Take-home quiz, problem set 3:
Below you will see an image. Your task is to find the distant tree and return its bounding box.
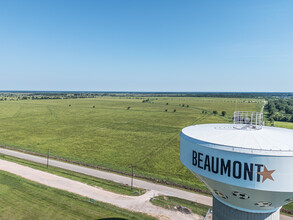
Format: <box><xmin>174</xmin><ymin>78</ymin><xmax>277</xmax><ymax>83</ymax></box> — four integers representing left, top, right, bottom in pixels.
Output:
<box><xmin>213</xmin><ymin>110</ymin><xmax>218</xmax><ymax>115</ymax></box>
<box><xmin>269</xmin><ymin>117</ymin><xmax>275</xmax><ymax>126</ymax></box>
<box><xmin>173</xmin><ymin>109</ymin><xmax>176</xmax><ymax>112</ymax></box>
<box><xmin>166</xmin><ymin>103</ymin><xmax>168</xmax><ymax>105</ymax></box>
<box><xmin>165</xmin><ymin>109</ymin><xmax>168</xmax><ymax>112</ymax></box>
<box><xmin>127</xmin><ymin>106</ymin><xmax>131</xmax><ymax>110</ymax></box>
<box><xmin>186</xmin><ymin>105</ymin><xmax>189</xmax><ymax>107</ymax></box>
<box><xmin>221</xmin><ymin>111</ymin><xmax>227</xmax><ymax>116</ymax></box>
<box><xmin>93</xmin><ymin>106</ymin><xmax>95</xmax><ymax>108</ymax></box>
<box><xmin>69</xmin><ymin>104</ymin><xmax>71</xmax><ymax>107</ymax></box>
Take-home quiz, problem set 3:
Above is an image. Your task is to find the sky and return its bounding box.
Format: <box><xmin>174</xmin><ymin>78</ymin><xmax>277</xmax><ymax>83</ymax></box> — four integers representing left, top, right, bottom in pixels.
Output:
<box><xmin>0</xmin><ymin>0</ymin><xmax>293</xmax><ymax>92</ymax></box>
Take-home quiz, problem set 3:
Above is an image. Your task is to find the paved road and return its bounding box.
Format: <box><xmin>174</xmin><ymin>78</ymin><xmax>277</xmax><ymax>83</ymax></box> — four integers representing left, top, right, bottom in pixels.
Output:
<box><xmin>0</xmin><ymin>147</ymin><xmax>291</xmax><ymax>220</ymax></box>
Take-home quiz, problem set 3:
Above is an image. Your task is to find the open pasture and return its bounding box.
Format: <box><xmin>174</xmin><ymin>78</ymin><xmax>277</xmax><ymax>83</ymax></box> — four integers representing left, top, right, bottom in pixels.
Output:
<box><xmin>0</xmin><ymin>96</ymin><xmax>262</xmax><ymax>188</ymax></box>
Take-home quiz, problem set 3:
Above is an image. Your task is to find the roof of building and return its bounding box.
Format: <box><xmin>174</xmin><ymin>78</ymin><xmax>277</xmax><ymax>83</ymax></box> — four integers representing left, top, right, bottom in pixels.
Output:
<box><xmin>181</xmin><ymin>124</ymin><xmax>293</xmax><ymax>156</ymax></box>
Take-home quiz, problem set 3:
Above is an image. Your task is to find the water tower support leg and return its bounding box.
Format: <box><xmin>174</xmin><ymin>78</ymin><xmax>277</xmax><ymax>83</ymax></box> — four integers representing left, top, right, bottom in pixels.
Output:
<box><xmin>212</xmin><ymin>196</ymin><xmax>280</xmax><ymax>220</ymax></box>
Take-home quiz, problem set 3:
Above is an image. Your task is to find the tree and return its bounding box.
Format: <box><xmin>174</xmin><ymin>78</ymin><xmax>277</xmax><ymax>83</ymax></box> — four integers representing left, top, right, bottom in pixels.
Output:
<box><xmin>221</xmin><ymin>111</ymin><xmax>227</xmax><ymax>116</ymax></box>
<box><xmin>213</xmin><ymin>110</ymin><xmax>218</xmax><ymax>115</ymax></box>
<box><xmin>186</xmin><ymin>105</ymin><xmax>189</xmax><ymax>107</ymax></box>
<box><xmin>166</xmin><ymin>103</ymin><xmax>168</xmax><ymax>105</ymax></box>
<box><xmin>165</xmin><ymin>109</ymin><xmax>168</xmax><ymax>112</ymax></box>
<box><xmin>173</xmin><ymin>109</ymin><xmax>176</xmax><ymax>112</ymax></box>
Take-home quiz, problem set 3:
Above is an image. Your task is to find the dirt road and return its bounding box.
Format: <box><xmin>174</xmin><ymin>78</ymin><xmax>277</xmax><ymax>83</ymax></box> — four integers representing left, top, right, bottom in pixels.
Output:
<box><xmin>0</xmin><ymin>159</ymin><xmax>202</xmax><ymax>220</ymax></box>
<box><xmin>0</xmin><ymin>148</ymin><xmax>212</xmax><ymax>206</ymax></box>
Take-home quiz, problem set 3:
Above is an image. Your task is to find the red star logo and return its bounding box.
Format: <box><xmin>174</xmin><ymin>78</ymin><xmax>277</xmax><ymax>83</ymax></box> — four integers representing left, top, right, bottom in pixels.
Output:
<box><xmin>257</xmin><ymin>166</ymin><xmax>275</xmax><ymax>183</ymax></box>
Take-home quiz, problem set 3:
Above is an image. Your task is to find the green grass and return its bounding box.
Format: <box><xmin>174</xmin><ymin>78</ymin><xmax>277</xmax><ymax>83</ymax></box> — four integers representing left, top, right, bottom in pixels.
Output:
<box><xmin>0</xmin><ymin>97</ymin><xmax>262</xmax><ymax>189</ymax></box>
<box><xmin>150</xmin><ymin>195</ymin><xmax>210</xmax><ymax>216</ymax></box>
<box><xmin>274</xmin><ymin>121</ymin><xmax>293</xmax><ymax>129</ymax></box>
<box><xmin>0</xmin><ymin>154</ymin><xmax>145</xmax><ymax>196</ymax></box>
<box><xmin>283</xmin><ymin>202</ymin><xmax>293</xmax><ymax>215</ymax></box>
<box><xmin>0</xmin><ymin>170</ymin><xmax>154</xmax><ymax>220</ymax></box>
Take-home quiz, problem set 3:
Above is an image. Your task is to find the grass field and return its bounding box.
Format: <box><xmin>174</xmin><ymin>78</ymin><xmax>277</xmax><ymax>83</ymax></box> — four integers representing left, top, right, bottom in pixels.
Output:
<box><xmin>0</xmin><ymin>97</ymin><xmax>263</xmax><ymax>189</ymax></box>
<box><xmin>274</xmin><ymin>121</ymin><xmax>293</xmax><ymax>129</ymax></box>
<box><xmin>0</xmin><ymin>170</ymin><xmax>154</xmax><ymax>220</ymax></box>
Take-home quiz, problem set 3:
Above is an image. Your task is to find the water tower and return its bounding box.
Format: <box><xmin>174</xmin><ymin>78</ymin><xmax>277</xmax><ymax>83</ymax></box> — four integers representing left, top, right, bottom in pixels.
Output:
<box><xmin>180</xmin><ymin>111</ymin><xmax>293</xmax><ymax>220</ymax></box>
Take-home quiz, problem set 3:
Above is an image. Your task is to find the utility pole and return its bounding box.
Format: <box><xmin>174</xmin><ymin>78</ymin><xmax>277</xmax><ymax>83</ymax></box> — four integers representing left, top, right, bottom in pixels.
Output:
<box><xmin>129</xmin><ymin>164</ymin><xmax>136</xmax><ymax>191</ymax></box>
<box><xmin>47</xmin><ymin>148</ymin><xmax>50</xmax><ymax>168</ymax></box>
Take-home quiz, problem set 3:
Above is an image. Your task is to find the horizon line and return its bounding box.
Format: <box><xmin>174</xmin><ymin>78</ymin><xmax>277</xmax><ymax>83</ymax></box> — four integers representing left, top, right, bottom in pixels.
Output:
<box><xmin>0</xmin><ymin>90</ymin><xmax>292</xmax><ymax>94</ymax></box>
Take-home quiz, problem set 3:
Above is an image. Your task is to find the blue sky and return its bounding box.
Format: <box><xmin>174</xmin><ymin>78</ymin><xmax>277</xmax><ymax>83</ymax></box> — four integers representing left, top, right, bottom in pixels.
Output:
<box><xmin>0</xmin><ymin>0</ymin><xmax>293</xmax><ymax>92</ymax></box>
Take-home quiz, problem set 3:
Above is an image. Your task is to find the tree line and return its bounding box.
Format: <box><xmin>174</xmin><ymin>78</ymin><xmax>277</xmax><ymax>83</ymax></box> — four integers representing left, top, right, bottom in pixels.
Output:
<box><xmin>266</xmin><ymin>99</ymin><xmax>293</xmax><ymax>123</ymax></box>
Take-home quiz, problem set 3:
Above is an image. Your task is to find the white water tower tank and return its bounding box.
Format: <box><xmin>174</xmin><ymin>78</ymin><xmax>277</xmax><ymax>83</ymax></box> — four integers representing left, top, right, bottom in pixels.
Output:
<box><xmin>180</xmin><ymin>112</ymin><xmax>293</xmax><ymax>219</ymax></box>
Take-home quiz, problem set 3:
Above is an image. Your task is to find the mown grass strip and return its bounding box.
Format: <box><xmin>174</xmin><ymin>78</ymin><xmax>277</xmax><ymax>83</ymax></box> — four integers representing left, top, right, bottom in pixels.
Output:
<box><xmin>0</xmin><ymin>170</ymin><xmax>155</xmax><ymax>220</ymax></box>
<box><xmin>0</xmin><ymin>154</ymin><xmax>145</xmax><ymax>196</ymax></box>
